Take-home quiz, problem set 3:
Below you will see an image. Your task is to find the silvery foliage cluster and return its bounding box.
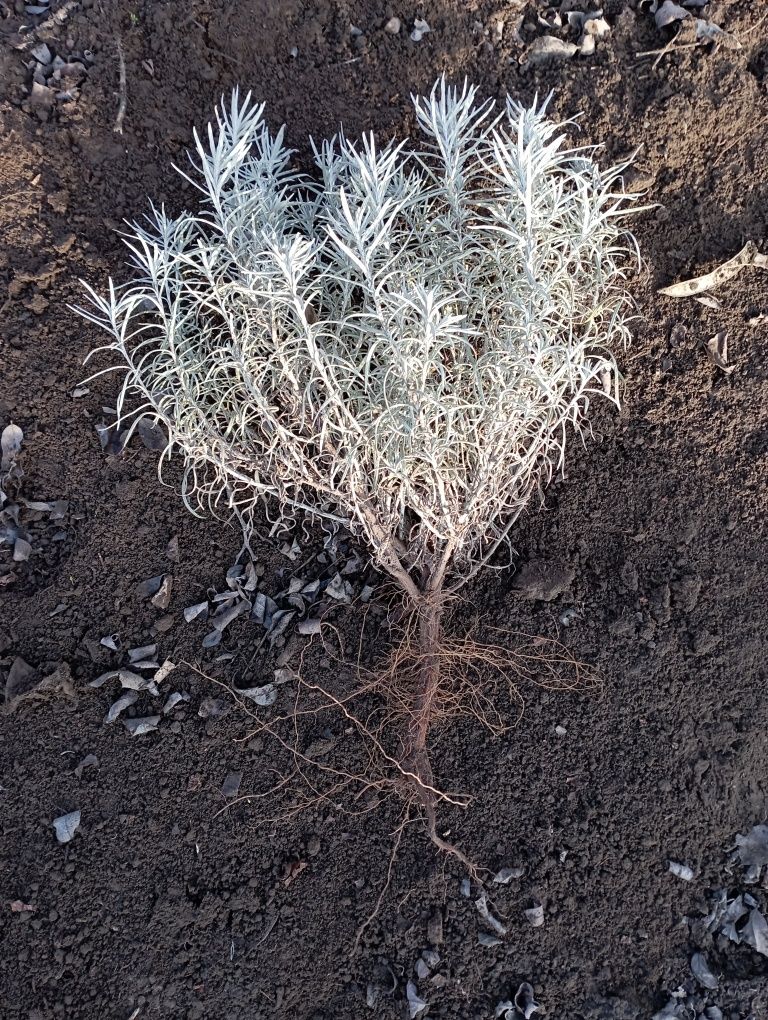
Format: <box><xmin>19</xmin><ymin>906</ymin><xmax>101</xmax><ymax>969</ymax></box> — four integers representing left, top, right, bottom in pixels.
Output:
<box><xmin>77</xmin><ymin>79</ymin><xmax>638</xmax><ymax>591</ymax></box>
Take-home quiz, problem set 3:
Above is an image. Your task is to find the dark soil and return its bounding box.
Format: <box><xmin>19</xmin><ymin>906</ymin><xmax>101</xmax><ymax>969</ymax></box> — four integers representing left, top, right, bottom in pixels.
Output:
<box><xmin>2</xmin><ymin>1</ymin><xmax>767</xmax><ymax>1018</ymax></box>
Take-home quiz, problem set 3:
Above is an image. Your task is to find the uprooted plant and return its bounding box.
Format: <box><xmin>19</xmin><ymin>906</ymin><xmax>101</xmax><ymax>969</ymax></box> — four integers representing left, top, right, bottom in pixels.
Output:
<box><xmin>76</xmin><ymin>79</ymin><xmax>638</xmax><ymax>860</ymax></box>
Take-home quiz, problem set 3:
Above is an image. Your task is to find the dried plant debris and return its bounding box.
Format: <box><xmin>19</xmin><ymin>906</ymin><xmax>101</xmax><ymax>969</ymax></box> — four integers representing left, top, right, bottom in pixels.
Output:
<box><xmin>475</xmin><ymin>891</ymin><xmax>507</xmax><ymax>936</ymax></box>
<box><xmin>668</xmin><ymin>860</ymin><xmax>696</xmax><ymax>881</ymax></box>
<box><xmin>151</xmin><ymin>575</ymin><xmax>173</xmax><ymax>610</ymax></box>
<box><xmin>162</xmin><ymin>691</ymin><xmax>190</xmax><ymax>714</ymax></box>
<box><xmin>183</xmin><ymin>540</ymin><xmax>373</xmax><ymax>653</ymax></box>
<box><xmin>704</xmin><ymin>331</ymin><xmax>735</xmax><ymax>374</ymax></box>
<box><xmin>659</xmin><ymin>243</ymin><xmax>768</xmax><ymax>298</ymax></box>
<box><xmin>198</xmin><ymin>696</ymin><xmax>231</xmax><ymax>719</ymax></box>
<box><xmin>496</xmin><ymin>983</ymin><xmax>543</xmax><ymax>1020</ymax></box>
<box><xmin>184</xmin><ymin>601</ymin><xmax>209</xmax><ymax>623</ymax></box>
<box><xmin>734</xmin><ymin>824</ymin><xmax>768</xmax><ymax>881</ymax></box>
<box><xmin>53</xmin><ymin>810</ymin><xmax>80</xmax><ymax>844</ymax></box>
<box><xmin>220</xmin><ymin>772</ymin><xmax>242</xmax><ymax>798</ymax></box>
<box><xmin>104</xmin><ymin>690</ymin><xmax>139</xmax><ymax>724</ymax></box>
<box><xmin>238</xmin><ymin>682</ymin><xmax>278</xmax><ymax>707</ymax></box>
<box><xmin>136</xmin><ymin>574</ymin><xmax>165</xmax><ymax>599</ymax></box>
<box><xmin>122</xmin><ymin>715</ymin><xmax>160</xmax><ymax>736</ymax></box>
<box><xmin>406</xmin><ymin>981</ymin><xmax>429</xmax><ymax>1018</ymax></box>
<box><xmin>524</xmin><ymin>903</ymin><xmax>545</xmax><ymax>927</ymax></box>
<box><xmin>493</xmin><ymin>865</ymin><xmax>525</xmax><ymax>884</ymax></box>
<box><xmin>410</xmin><ymin>18</ymin><xmax>431</xmax><ymax>42</ymax></box>
<box><xmin>74</xmin><ymin>753</ymin><xmax>98</xmax><ymax>778</ymax></box>
<box><xmin>690</xmin><ymin>951</ymin><xmax>718</xmax><ymax>990</ymax></box>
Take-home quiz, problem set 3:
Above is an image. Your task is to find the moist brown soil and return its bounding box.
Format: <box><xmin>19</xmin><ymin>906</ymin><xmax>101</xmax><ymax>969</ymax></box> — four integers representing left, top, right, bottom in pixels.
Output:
<box><xmin>1</xmin><ymin>2</ymin><xmax>768</xmax><ymax>1018</ymax></box>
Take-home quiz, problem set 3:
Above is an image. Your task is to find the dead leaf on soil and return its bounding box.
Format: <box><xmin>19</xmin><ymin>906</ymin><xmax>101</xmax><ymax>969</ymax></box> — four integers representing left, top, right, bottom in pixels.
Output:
<box><xmin>524</xmin><ymin>903</ymin><xmax>545</xmax><ymax>927</ymax></box>
<box><xmin>1</xmin><ymin>423</ymin><xmax>23</xmax><ymax>472</ymax></box>
<box><xmin>513</xmin><ymin>982</ymin><xmax>542</xmax><ymax>1020</ymax></box>
<box><xmin>742</xmin><ymin>908</ymin><xmax>768</xmax><ymax>957</ymax></box>
<box><xmin>162</xmin><ymin>691</ymin><xmax>190</xmax><ymax>714</ymax></box>
<box><xmin>658</xmin><ymin>241</ymin><xmax>768</xmax><ymax>297</ymax></box>
<box><xmin>220</xmin><ymin>772</ymin><xmax>242</xmax><ymax>798</ymax></box>
<box><xmin>281</xmin><ymin>859</ymin><xmax>307</xmax><ymax>887</ymax></box>
<box><xmin>151</xmin><ymin>575</ymin><xmax>173</xmax><ymax>610</ymax></box>
<box><xmin>53</xmin><ymin>809</ymin><xmax>81</xmax><ymax>843</ymax></box>
<box><xmin>406</xmin><ymin>981</ymin><xmax>428</xmax><ymax>1018</ymax></box>
<box><xmin>198</xmin><ymin>696</ymin><xmax>231</xmax><ymax>719</ymax></box>
<box><xmin>493</xmin><ymin>866</ymin><xmax>524</xmax><ymax>885</ymax></box>
<box><xmin>297</xmin><ymin>618</ymin><xmax>322</xmax><ymax>636</ymax></box>
<box><xmin>238</xmin><ymin>682</ymin><xmax>278</xmax><ymax>707</ymax></box>
<box><xmin>735</xmin><ymin>824</ymin><xmax>768</xmax><ymax>882</ymax></box>
<box><xmin>668</xmin><ymin>860</ymin><xmax>696</xmax><ymax>881</ymax></box>
<box><xmin>10</xmin><ymin>900</ymin><xmax>36</xmax><ymax>913</ymax></box>
<box><xmin>104</xmin><ymin>690</ymin><xmax>138</xmax><ymax>724</ymax></box>
<box><xmin>690</xmin><ymin>951</ymin><xmax>718</xmax><ymax>990</ymax></box>
<box><xmin>137</xmin><ymin>418</ymin><xmax>167</xmax><ymax>451</ymax></box>
<box><xmin>74</xmin><ymin>753</ymin><xmax>98</xmax><ymax>778</ymax></box>
<box><xmin>184</xmin><ymin>601</ymin><xmax>209</xmax><ymax>623</ymax></box>
<box><xmin>523</xmin><ymin>34</ymin><xmax>578</xmax><ymax>65</ymax></box>
<box><xmin>127</xmin><ymin>644</ymin><xmax>157</xmax><ymax>662</ymax></box>
<box><xmin>4</xmin><ymin>656</ymin><xmax>40</xmax><ymax>704</ymax></box>
<box><xmin>136</xmin><ymin>574</ymin><xmax>165</xmax><ymax>599</ymax></box>
<box><xmin>475</xmin><ymin>891</ymin><xmax>507</xmax><ymax>936</ymax></box>
<box><xmin>704</xmin><ymin>330</ymin><xmax>735</xmax><ymax>374</ymax></box>
<box><xmin>654</xmin><ymin>1</ymin><xmax>689</xmax><ymax>28</ymax></box>
<box><xmin>122</xmin><ymin>715</ymin><xmax>160</xmax><ymax>736</ymax></box>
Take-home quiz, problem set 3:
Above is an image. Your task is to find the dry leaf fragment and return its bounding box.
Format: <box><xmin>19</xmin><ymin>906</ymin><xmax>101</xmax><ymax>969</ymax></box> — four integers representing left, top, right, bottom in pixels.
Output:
<box><xmin>695</xmin><ymin>19</ymin><xmax>740</xmax><ymax>49</ymax></box>
<box><xmin>13</xmin><ymin>537</ymin><xmax>32</xmax><ymax>562</ymax></box>
<box><xmin>212</xmin><ymin>599</ymin><xmax>250</xmax><ymax>632</ymax></box>
<box><xmin>668</xmin><ymin>860</ymin><xmax>695</xmax><ymax>881</ymax></box>
<box><xmin>524</xmin><ymin>903</ymin><xmax>545</xmax><ymax>927</ymax></box>
<box><xmin>655</xmin><ymin>1</ymin><xmax>689</xmax><ymax>28</ymax></box>
<box><xmin>10</xmin><ymin>900</ymin><xmax>36</xmax><ymax>913</ymax></box>
<box><xmin>239</xmin><ymin>683</ymin><xmax>277</xmax><ymax>707</ymax></box>
<box><xmin>475</xmin><ymin>892</ymin><xmax>507</xmax><ymax>935</ymax></box>
<box><xmin>197</xmin><ymin>696</ymin><xmax>231</xmax><ymax>718</ymax></box>
<box><xmin>493</xmin><ymin>866</ymin><xmax>524</xmax><ymax>884</ymax></box>
<box><xmin>690</xmin><ymin>951</ymin><xmax>718</xmax><ymax>990</ymax></box>
<box><xmin>525</xmin><ymin>35</ymin><xmax>578</xmax><ymax>64</ymax></box>
<box><xmin>742</xmin><ymin>908</ymin><xmax>768</xmax><ymax>957</ymax></box>
<box><xmin>514</xmin><ymin>982</ymin><xmax>542</xmax><ymax>1019</ymax></box>
<box><xmin>151</xmin><ymin>575</ymin><xmax>173</xmax><ymax>610</ymax></box>
<box><xmin>658</xmin><ymin>241</ymin><xmax>768</xmax><ymax>297</ymax></box>
<box><xmin>53</xmin><ymin>810</ymin><xmax>80</xmax><ymax>843</ymax></box>
<box><xmin>128</xmin><ymin>644</ymin><xmax>157</xmax><ymax>663</ymax></box>
<box><xmin>122</xmin><ymin>715</ymin><xmax>160</xmax><ymax>736</ymax></box>
<box><xmin>74</xmin><ymin>753</ymin><xmax>98</xmax><ymax>778</ymax></box>
<box><xmin>410</xmin><ymin>18</ymin><xmax>431</xmax><ymax>42</ymax></box>
<box><xmin>184</xmin><ymin>601</ymin><xmax>209</xmax><ymax>623</ymax></box>
<box><xmin>162</xmin><ymin>691</ymin><xmax>190</xmax><ymax>713</ymax></box>
<box><xmin>298</xmin><ymin>618</ymin><xmax>322</xmax><ymax>636</ymax></box>
<box><xmin>406</xmin><ymin>981</ymin><xmax>429</xmax><ymax>1018</ymax></box>
<box><xmin>104</xmin><ymin>690</ymin><xmax>139</xmax><ymax>724</ymax></box>
<box><xmin>136</xmin><ymin>575</ymin><xmax>164</xmax><ymax>599</ymax></box>
<box><xmin>153</xmin><ymin>659</ymin><xmax>176</xmax><ymax>684</ymax></box>
<box><xmin>704</xmin><ymin>331</ymin><xmax>734</xmax><ymax>374</ymax></box>
<box><xmin>735</xmin><ymin>824</ymin><xmax>768</xmax><ymax>882</ymax></box>
<box><xmin>221</xmin><ymin>771</ymin><xmax>242</xmax><ymax>797</ymax></box>
<box><xmin>1</xmin><ymin>423</ymin><xmax>23</xmax><ymax>471</ymax></box>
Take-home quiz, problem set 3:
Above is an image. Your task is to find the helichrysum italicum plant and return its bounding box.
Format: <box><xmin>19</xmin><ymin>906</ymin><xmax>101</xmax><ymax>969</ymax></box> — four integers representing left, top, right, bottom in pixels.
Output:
<box><xmin>77</xmin><ymin>79</ymin><xmax>638</xmax><ymax>852</ymax></box>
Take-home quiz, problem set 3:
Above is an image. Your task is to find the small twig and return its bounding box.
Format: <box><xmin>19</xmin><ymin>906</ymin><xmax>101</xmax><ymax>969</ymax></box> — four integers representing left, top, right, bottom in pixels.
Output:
<box><xmin>113</xmin><ymin>37</ymin><xmax>127</xmax><ymax>134</ymax></box>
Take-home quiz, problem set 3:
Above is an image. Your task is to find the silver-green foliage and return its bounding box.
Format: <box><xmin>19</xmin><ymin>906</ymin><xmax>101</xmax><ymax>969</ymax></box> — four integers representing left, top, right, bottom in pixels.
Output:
<box><xmin>77</xmin><ymin>80</ymin><xmax>637</xmax><ymax>595</ymax></box>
